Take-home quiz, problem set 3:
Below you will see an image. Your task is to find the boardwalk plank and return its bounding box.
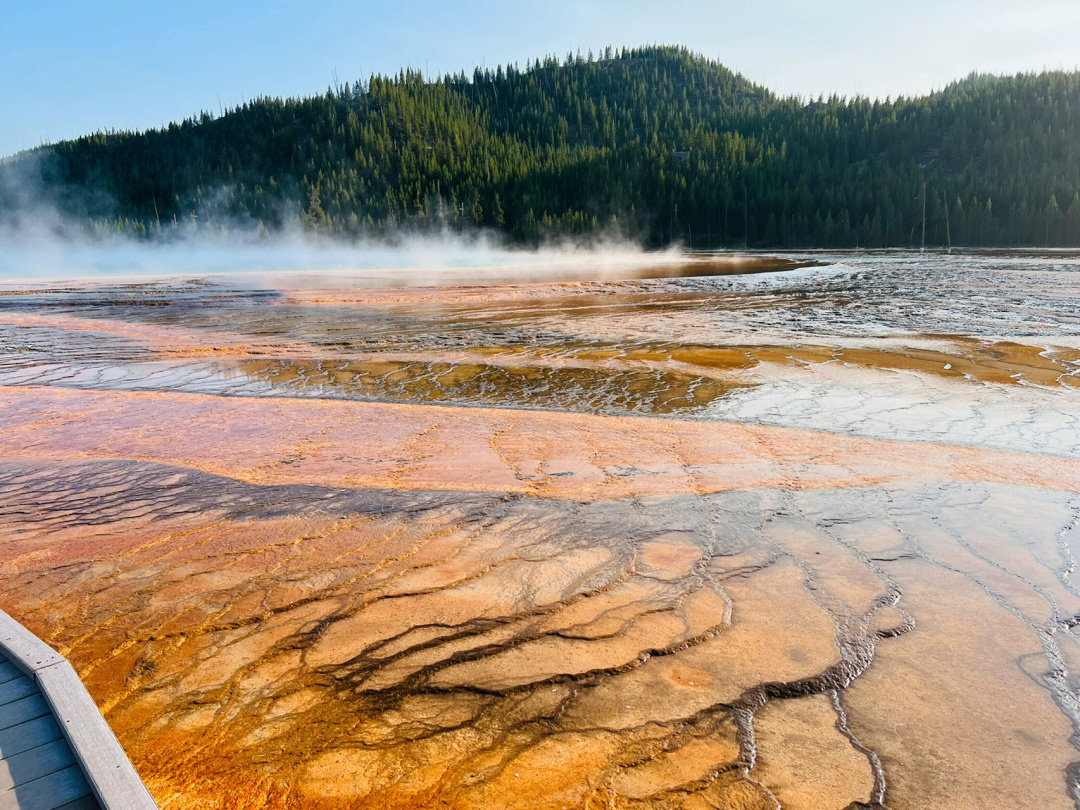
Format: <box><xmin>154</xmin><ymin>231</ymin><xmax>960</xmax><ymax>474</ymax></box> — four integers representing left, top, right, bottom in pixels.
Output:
<box><xmin>0</xmin><ymin>616</ymin><xmax>62</xmax><ymax>676</ymax></box>
<box><xmin>0</xmin><ymin>738</ymin><xmax>77</xmax><ymax>791</ymax></box>
<box><xmin>0</xmin><ymin>695</ymin><xmax>49</xmax><ymax>732</ymax></box>
<box><xmin>0</xmin><ymin>679</ymin><xmax>41</xmax><ymax>709</ymax></box>
<box><xmin>0</xmin><ymin>614</ymin><xmax>156</xmax><ymax>809</ymax></box>
<box><xmin>0</xmin><ymin>716</ymin><xmax>61</xmax><ymax>760</ymax></box>
<box><xmin>36</xmin><ymin>663</ymin><xmax>157</xmax><ymax>809</ymax></box>
<box><xmin>0</xmin><ymin>764</ymin><xmax>92</xmax><ymax>810</ymax></box>
<box><xmin>52</xmin><ymin>798</ymin><xmax>100</xmax><ymax>810</ymax></box>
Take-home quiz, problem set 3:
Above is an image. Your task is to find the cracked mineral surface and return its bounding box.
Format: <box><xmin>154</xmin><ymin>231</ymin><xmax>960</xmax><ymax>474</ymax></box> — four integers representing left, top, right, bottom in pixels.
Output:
<box><xmin>2</xmin><ymin>250</ymin><xmax>1080</xmax><ymax>808</ymax></box>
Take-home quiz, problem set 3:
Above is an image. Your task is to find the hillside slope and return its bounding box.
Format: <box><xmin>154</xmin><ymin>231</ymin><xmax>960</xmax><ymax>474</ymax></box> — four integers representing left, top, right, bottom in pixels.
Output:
<box><xmin>4</xmin><ymin>46</ymin><xmax>1080</xmax><ymax>247</ymax></box>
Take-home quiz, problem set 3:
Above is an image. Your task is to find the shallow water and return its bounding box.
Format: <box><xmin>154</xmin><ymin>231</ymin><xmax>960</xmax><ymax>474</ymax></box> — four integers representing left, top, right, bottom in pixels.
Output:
<box><xmin>1</xmin><ymin>250</ymin><xmax>1079</xmax><ymax>809</ymax></box>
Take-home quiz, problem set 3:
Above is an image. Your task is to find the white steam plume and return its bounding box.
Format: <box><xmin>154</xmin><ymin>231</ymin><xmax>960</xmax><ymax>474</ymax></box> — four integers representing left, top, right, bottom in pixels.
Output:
<box><xmin>0</xmin><ymin>156</ymin><xmax>690</xmax><ymax>289</ymax></box>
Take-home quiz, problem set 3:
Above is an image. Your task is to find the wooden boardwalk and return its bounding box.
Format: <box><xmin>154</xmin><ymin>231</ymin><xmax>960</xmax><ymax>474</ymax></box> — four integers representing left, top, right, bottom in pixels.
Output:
<box><xmin>0</xmin><ymin>612</ymin><xmax>156</xmax><ymax>810</ymax></box>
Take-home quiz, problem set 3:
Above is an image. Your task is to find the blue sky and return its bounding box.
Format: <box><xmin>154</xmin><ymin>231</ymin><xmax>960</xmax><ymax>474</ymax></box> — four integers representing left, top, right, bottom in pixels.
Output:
<box><xmin>3</xmin><ymin>0</ymin><xmax>1079</xmax><ymax>156</ymax></box>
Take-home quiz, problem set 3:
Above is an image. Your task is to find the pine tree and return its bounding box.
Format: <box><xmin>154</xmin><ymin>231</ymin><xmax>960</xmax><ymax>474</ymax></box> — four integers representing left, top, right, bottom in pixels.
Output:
<box><xmin>304</xmin><ymin>186</ymin><xmax>326</xmax><ymax>232</ymax></box>
<box><xmin>4</xmin><ymin>46</ymin><xmax>1080</xmax><ymax>248</ymax></box>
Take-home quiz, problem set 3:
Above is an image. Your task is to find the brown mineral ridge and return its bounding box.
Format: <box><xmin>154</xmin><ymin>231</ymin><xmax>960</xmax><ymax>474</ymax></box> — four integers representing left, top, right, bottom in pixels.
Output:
<box><xmin>0</xmin><ymin>311</ymin><xmax>324</xmax><ymax>359</ymax></box>
<box><xmin>2</xmin><ymin>385</ymin><xmax>1078</xmax><ymax>497</ymax></box>
<box><xmin>1</xmin><ymin>384</ymin><xmax>1078</xmax><ymax>809</ymax></box>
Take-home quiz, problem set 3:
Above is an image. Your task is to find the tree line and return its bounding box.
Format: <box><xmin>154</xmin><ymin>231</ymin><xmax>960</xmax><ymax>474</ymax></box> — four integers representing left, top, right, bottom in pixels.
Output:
<box><xmin>4</xmin><ymin>45</ymin><xmax>1080</xmax><ymax>248</ymax></box>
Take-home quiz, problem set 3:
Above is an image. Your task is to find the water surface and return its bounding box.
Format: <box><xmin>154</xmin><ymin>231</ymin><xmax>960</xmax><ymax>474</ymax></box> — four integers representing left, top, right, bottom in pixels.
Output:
<box><xmin>1</xmin><ymin>250</ymin><xmax>1079</xmax><ymax>809</ymax></box>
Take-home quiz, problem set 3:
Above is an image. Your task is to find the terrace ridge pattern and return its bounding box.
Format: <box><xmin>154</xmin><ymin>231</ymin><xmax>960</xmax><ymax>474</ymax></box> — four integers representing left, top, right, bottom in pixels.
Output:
<box><xmin>2</xmin><ymin>253</ymin><xmax>1080</xmax><ymax>809</ymax></box>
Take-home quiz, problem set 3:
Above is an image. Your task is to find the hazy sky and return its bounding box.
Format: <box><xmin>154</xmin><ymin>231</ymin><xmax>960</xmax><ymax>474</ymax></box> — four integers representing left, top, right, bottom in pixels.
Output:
<box><xmin>3</xmin><ymin>0</ymin><xmax>1079</xmax><ymax>156</ymax></box>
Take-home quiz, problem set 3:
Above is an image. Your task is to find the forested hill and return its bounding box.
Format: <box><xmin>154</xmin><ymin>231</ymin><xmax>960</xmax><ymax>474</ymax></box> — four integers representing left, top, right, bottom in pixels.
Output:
<box><xmin>5</xmin><ymin>45</ymin><xmax>1080</xmax><ymax>248</ymax></box>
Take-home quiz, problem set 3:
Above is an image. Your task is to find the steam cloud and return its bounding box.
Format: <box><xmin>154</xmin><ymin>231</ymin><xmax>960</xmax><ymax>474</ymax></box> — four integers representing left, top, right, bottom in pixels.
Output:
<box><xmin>0</xmin><ymin>224</ymin><xmax>688</xmax><ymax>288</ymax></box>
<box><xmin>0</xmin><ymin>154</ymin><xmax>687</xmax><ymax>289</ymax></box>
